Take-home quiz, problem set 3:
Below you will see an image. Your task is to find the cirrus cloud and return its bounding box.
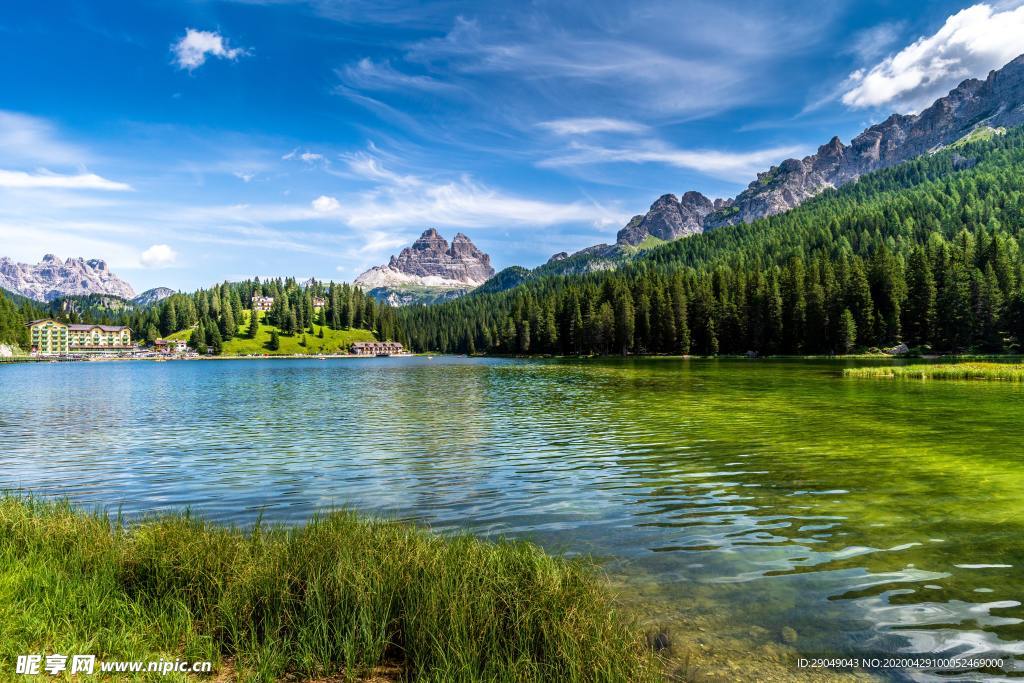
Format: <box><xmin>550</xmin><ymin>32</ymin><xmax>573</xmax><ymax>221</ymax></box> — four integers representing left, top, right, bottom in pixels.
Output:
<box><xmin>0</xmin><ymin>169</ymin><xmax>131</xmax><ymax>191</ymax></box>
<box><xmin>538</xmin><ymin>117</ymin><xmax>648</xmax><ymax>136</ymax></box>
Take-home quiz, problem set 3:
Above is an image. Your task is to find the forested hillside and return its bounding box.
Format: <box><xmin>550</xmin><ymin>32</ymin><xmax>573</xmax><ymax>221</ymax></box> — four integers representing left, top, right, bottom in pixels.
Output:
<box><xmin>396</xmin><ymin>126</ymin><xmax>1024</xmax><ymax>355</ymax></box>
<box><xmin>128</xmin><ymin>278</ymin><xmax>401</xmax><ymax>354</ymax></box>
<box><xmin>1</xmin><ymin>278</ymin><xmax>400</xmax><ymax>354</ymax></box>
<box><xmin>0</xmin><ymin>291</ymin><xmax>47</xmax><ymax>349</ymax></box>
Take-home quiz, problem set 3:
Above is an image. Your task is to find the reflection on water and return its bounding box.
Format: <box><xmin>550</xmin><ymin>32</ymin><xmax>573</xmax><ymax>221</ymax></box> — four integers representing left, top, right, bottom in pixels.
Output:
<box><xmin>2</xmin><ymin>356</ymin><xmax>1023</xmax><ymax>680</ymax></box>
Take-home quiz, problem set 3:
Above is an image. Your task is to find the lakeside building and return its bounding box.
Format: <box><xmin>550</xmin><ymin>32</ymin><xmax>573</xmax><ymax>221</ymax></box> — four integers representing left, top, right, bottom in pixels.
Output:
<box><xmin>350</xmin><ymin>341</ymin><xmax>404</xmax><ymax>356</ymax></box>
<box><xmin>154</xmin><ymin>338</ymin><xmax>189</xmax><ymax>355</ymax></box>
<box><xmin>27</xmin><ymin>319</ymin><xmax>68</xmax><ymax>355</ymax></box>
<box><xmin>252</xmin><ymin>295</ymin><xmax>274</xmax><ymax>312</ymax></box>
<box><xmin>28</xmin><ymin>319</ymin><xmax>132</xmax><ymax>356</ymax></box>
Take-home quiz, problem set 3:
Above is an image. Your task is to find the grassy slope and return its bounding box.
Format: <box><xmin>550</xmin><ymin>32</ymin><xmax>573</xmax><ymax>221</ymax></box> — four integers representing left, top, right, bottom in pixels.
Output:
<box><xmin>0</xmin><ymin>497</ymin><xmax>657</xmax><ymax>682</ymax></box>
<box><xmin>168</xmin><ymin>310</ymin><xmax>376</xmax><ymax>356</ymax></box>
<box><xmin>947</xmin><ymin>125</ymin><xmax>1006</xmax><ymax>149</ymax></box>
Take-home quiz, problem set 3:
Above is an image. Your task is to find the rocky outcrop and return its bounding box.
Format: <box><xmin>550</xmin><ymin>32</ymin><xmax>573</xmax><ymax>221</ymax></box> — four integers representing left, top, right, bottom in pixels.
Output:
<box><xmin>0</xmin><ymin>254</ymin><xmax>136</xmax><ymax>302</ymax></box>
<box><xmin>547</xmin><ymin>252</ymin><xmax>569</xmax><ymax>264</ymax></box>
<box><xmin>616</xmin><ymin>191</ymin><xmax>716</xmax><ymax>246</ymax></box>
<box><xmin>355</xmin><ymin>229</ymin><xmax>496</xmax><ymax>305</ymax></box>
<box><xmin>131</xmin><ymin>287</ymin><xmax>175</xmax><ymax>307</ymax></box>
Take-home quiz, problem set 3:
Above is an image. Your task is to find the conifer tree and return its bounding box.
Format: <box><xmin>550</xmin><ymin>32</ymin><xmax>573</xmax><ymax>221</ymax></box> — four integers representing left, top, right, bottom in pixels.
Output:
<box><xmin>838</xmin><ymin>309</ymin><xmax>857</xmax><ymax>354</ymax></box>
<box><xmin>247</xmin><ymin>309</ymin><xmax>260</xmax><ymax>339</ymax></box>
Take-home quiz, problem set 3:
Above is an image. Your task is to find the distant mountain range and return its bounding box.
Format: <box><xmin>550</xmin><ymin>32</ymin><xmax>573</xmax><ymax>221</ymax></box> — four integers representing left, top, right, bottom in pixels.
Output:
<box><xmin>355</xmin><ymin>229</ymin><xmax>495</xmax><ymax>305</ymax></box>
<box><xmin>0</xmin><ymin>254</ymin><xmax>173</xmax><ymax>308</ymax></box>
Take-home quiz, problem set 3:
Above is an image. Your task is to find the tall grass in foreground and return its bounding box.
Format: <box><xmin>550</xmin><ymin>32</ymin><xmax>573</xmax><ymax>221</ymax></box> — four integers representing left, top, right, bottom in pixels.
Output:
<box><xmin>0</xmin><ymin>498</ymin><xmax>658</xmax><ymax>682</ymax></box>
<box><xmin>844</xmin><ymin>363</ymin><xmax>1024</xmax><ymax>381</ymax></box>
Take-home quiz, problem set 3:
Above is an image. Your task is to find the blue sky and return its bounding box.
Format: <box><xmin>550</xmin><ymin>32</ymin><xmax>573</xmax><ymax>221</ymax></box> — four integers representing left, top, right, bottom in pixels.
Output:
<box><xmin>2</xmin><ymin>0</ymin><xmax>1024</xmax><ymax>292</ymax></box>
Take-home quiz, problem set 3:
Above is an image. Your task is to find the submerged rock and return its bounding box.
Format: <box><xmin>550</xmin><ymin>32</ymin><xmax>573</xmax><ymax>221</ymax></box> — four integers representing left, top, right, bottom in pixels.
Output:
<box><xmin>647</xmin><ymin>629</ymin><xmax>672</xmax><ymax>652</ymax></box>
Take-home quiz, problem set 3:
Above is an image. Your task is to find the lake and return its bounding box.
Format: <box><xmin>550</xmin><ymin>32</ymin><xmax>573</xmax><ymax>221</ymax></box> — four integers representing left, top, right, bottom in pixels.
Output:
<box><xmin>2</xmin><ymin>357</ymin><xmax>1022</xmax><ymax>680</ymax></box>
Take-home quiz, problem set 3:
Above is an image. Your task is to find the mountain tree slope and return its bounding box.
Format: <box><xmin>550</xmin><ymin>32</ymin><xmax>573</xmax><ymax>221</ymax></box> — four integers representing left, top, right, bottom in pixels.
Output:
<box><xmin>395</xmin><ymin>125</ymin><xmax>1024</xmax><ymax>356</ymax></box>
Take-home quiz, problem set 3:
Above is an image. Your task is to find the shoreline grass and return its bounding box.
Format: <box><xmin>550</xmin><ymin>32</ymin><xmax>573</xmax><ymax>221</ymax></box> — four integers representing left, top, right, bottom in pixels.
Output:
<box><xmin>843</xmin><ymin>362</ymin><xmax>1024</xmax><ymax>381</ymax></box>
<box><xmin>0</xmin><ymin>497</ymin><xmax>659</xmax><ymax>682</ymax></box>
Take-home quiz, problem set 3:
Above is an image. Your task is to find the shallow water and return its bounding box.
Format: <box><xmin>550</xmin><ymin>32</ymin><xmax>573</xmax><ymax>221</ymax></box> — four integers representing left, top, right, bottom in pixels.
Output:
<box><xmin>2</xmin><ymin>357</ymin><xmax>1022</xmax><ymax>680</ymax></box>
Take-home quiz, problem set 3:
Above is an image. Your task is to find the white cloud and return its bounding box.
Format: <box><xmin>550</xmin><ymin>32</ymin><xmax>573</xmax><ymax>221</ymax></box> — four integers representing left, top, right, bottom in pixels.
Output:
<box><xmin>841</xmin><ymin>3</ymin><xmax>1024</xmax><ymax>112</ymax></box>
<box><xmin>539</xmin><ymin>142</ymin><xmax>806</xmax><ymax>182</ymax></box>
<box><xmin>172</xmin><ymin>28</ymin><xmax>249</xmax><ymax>71</ymax></box>
<box><xmin>0</xmin><ymin>169</ymin><xmax>132</xmax><ymax>191</ymax></box>
<box><xmin>311</xmin><ymin>195</ymin><xmax>340</xmax><ymax>212</ymax></box>
<box><xmin>233</xmin><ymin>171</ymin><xmax>256</xmax><ymax>182</ymax></box>
<box><xmin>538</xmin><ymin>118</ymin><xmax>648</xmax><ymax>135</ymax></box>
<box><xmin>140</xmin><ymin>244</ymin><xmax>178</xmax><ymax>268</ymax></box>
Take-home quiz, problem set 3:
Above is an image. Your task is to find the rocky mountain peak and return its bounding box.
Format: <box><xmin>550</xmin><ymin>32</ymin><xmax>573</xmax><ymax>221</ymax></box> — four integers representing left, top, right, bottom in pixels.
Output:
<box><xmin>355</xmin><ymin>229</ymin><xmax>496</xmax><ymax>300</ymax></box>
<box><xmin>0</xmin><ymin>254</ymin><xmax>136</xmax><ymax>302</ymax></box>
<box><xmin>616</xmin><ymin>191</ymin><xmax>715</xmax><ymax>246</ymax></box>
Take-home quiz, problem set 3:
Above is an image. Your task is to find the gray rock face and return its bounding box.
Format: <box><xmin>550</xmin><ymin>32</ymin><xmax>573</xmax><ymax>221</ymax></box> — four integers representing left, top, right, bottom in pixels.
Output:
<box><xmin>617</xmin><ymin>53</ymin><xmax>1024</xmax><ymax>242</ymax></box>
<box><xmin>0</xmin><ymin>254</ymin><xmax>136</xmax><ymax>302</ymax></box>
<box><xmin>131</xmin><ymin>287</ymin><xmax>175</xmax><ymax>307</ymax></box>
<box><xmin>616</xmin><ymin>191</ymin><xmax>715</xmax><ymax>246</ymax></box>
<box><xmin>547</xmin><ymin>251</ymin><xmax>569</xmax><ymax>264</ymax></box>
<box><xmin>355</xmin><ymin>229</ymin><xmax>495</xmax><ymax>304</ymax></box>
<box><xmin>383</xmin><ymin>229</ymin><xmax>494</xmax><ymax>284</ymax></box>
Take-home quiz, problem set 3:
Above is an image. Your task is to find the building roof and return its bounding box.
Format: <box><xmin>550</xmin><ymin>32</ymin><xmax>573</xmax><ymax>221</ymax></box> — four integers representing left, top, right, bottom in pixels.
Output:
<box><xmin>27</xmin><ymin>318</ymin><xmax>129</xmax><ymax>332</ymax></box>
<box><xmin>68</xmin><ymin>324</ymin><xmax>129</xmax><ymax>332</ymax></box>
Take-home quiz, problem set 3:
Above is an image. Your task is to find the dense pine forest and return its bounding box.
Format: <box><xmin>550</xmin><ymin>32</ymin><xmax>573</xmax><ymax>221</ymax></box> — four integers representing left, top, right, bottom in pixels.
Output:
<box><xmin>397</xmin><ymin>126</ymin><xmax>1024</xmax><ymax>355</ymax></box>
<box><xmin>0</xmin><ymin>279</ymin><xmax>400</xmax><ymax>353</ymax></box>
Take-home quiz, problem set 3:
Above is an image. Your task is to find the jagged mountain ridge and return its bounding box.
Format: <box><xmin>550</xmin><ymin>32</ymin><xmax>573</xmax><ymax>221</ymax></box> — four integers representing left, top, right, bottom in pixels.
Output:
<box><xmin>613</xmin><ymin>53</ymin><xmax>1024</xmax><ymax>247</ymax></box>
<box><xmin>355</xmin><ymin>229</ymin><xmax>496</xmax><ymax>305</ymax></box>
<box><xmin>0</xmin><ymin>254</ymin><xmax>136</xmax><ymax>302</ymax></box>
